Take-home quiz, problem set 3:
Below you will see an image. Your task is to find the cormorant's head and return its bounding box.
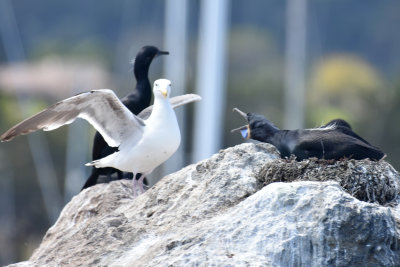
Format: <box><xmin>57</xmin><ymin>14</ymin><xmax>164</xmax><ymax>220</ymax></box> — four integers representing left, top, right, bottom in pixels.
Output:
<box><xmin>131</xmin><ymin>46</ymin><xmax>169</xmax><ymax>77</ymax></box>
<box><xmin>135</xmin><ymin>46</ymin><xmax>169</xmax><ymax>65</ymax></box>
<box><xmin>231</xmin><ymin>108</ymin><xmax>279</xmax><ymax>142</ymax></box>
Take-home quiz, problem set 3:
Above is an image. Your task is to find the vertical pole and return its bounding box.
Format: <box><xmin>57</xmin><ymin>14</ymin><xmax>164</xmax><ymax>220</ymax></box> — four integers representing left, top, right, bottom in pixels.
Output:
<box><xmin>193</xmin><ymin>0</ymin><xmax>230</xmax><ymax>162</ymax></box>
<box><xmin>284</xmin><ymin>0</ymin><xmax>307</xmax><ymax>129</ymax></box>
<box><xmin>162</xmin><ymin>0</ymin><xmax>188</xmax><ymax>175</ymax></box>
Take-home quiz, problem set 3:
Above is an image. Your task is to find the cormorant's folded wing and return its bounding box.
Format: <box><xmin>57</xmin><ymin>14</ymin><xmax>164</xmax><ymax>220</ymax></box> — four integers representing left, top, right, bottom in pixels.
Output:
<box><xmin>321</xmin><ymin>119</ymin><xmax>373</xmax><ymax>146</ymax></box>
<box><xmin>294</xmin><ymin>131</ymin><xmax>384</xmax><ymax>160</ymax></box>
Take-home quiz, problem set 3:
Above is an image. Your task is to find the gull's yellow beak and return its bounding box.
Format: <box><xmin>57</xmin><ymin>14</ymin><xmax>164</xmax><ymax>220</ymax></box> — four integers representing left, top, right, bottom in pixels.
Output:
<box><xmin>161</xmin><ymin>89</ymin><xmax>168</xmax><ymax>98</ymax></box>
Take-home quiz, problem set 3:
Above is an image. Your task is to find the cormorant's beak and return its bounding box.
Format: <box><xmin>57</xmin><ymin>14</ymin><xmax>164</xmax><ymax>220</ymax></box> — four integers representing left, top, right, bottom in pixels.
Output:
<box><xmin>156</xmin><ymin>50</ymin><xmax>169</xmax><ymax>57</ymax></box>
<box><xmin>231</xmin><ymin>108</ymin><xmax>251</xmax><ymax>139</ymax></box>
<box><xmin>231</xmin><ymin>125</ymin><xmax>251</xmax><ymax>139</ymax></box>
<box><xmin>232</xmin><ymin>108</ymin><xmax>248</xmax><ymax>119</ymax></box>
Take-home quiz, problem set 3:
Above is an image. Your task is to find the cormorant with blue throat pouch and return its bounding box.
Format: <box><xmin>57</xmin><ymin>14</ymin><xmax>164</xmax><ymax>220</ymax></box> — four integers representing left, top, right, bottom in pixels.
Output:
<box><xmin>231</xmin><ymin>108</ymin><xmax>384</xmax><ymax>161</ymax></box>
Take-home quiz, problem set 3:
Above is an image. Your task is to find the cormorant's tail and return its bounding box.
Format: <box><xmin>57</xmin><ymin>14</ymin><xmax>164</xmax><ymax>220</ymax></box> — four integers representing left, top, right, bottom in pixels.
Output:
<box><xmin>81</xmin><ymin>168</ymin><xmax>100</xmax><ymax>191</ymax></box>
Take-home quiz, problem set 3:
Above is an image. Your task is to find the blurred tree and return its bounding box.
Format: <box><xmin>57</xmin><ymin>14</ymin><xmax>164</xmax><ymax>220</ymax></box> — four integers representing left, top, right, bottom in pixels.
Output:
<box><xmin>311</xmin><ymin>55</ymin><xmax>380</xmax><ymax>94</ymax></box>
<box><xmin>308</xmin><ymin>54</ymin><xmax>383</xmax><ymax>126</ymax></box>
<box><xmin>0</xmin><ymin>93</ymin><xmax>21</xmax><ymax>124</ymax></box>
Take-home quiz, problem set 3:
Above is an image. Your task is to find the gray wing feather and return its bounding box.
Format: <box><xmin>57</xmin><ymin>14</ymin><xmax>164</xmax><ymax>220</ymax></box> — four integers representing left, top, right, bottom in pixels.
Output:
<box><xmin>138</xmin><ymin>94</ymin><xmax>202</xmax><ymax>120</ymax></box>
<box><xmin>0</xmin><ymin>89</ymin><xmax>144</xmax><ymax>147</ymax></box>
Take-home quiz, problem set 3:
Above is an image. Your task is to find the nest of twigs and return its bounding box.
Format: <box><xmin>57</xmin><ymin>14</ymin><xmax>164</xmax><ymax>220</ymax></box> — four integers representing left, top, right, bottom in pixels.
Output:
<box><xmin>257</xmin><ymin>157</ymin><xmax>400</xmax><ymax>205</ymax></box>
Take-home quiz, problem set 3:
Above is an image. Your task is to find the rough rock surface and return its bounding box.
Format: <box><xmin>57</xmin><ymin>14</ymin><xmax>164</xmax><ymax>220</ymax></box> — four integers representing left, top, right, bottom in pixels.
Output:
<box><xmin>8</xmin><ymin>143</ymin><xmax>400</xmax><ymax>267</ymax></box>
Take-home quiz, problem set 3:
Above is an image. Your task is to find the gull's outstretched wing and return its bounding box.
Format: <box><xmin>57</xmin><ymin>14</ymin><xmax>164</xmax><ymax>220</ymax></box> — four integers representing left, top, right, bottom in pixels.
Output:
<box><xmin>0</xmin><ymin>89</ymin><xmax>144</xmax><ymax>147</ymax></box>
<box><xmin>138</xmin><ymin>94</ymin><xmax>202</xmax><ymax>120</ymax></box>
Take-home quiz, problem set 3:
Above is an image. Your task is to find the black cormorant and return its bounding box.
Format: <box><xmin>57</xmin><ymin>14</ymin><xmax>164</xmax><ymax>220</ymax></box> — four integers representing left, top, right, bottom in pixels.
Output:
<box><xmin>232</xmin><ymin>108</ymin><xmax>384</xmax><ymax>161</ymax></box>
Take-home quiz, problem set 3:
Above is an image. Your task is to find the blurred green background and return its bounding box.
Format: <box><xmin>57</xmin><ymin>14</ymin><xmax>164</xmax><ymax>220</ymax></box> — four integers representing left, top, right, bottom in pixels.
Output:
<box><xmin>1</xmin><ymin>0</ymin><xmax>400</xmax><ymax>264</ymax></box>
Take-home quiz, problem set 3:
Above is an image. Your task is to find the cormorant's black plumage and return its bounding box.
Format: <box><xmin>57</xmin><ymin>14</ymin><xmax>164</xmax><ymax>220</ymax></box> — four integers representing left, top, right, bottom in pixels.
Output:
<box><xmin>82</xmin><ymin>46</ymin><xmax>169</xmax><ymax>190</ymax></box>
<box><xmin>322</xmin><ymin>118</ymin><xmax>351</xmax><ymax>129</ymax></box>
<box><xmin>232</xmin><ymin>108</ymin><xmax>384</xmax><ymax>161</ymax></box>
<box><xmin>321</xmin><ymin>118</ymin><xmax>372</xmax><ymax>146</ymax></box>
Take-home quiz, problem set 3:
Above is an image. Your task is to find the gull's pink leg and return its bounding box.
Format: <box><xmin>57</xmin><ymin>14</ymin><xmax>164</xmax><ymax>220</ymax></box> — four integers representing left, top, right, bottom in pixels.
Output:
<box><xmin>137</xmin><ymin>174</ymin><xmax>146</xmax><ymax>193</ymax></box>
<box><xmin>131</xmin><ymin>173</ymin><xmax>139</xmax><ymax>196</ymax></box>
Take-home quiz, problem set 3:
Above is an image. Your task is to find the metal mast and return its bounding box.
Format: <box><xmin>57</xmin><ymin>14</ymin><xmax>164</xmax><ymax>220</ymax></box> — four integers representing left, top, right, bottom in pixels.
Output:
<box><xmin>163</xmin><ymin>0</ymin><xmax>189</xmax><ymax>174</ymax></box>
<box><xmin>284</xmin><ymin>0</ymin><xmax>308</xmax><ymax>129</ymax></box>
<box><xmin>193</xmin><ymin>0</ymin><xmax>230</xmax><ymax>162</ymax></box>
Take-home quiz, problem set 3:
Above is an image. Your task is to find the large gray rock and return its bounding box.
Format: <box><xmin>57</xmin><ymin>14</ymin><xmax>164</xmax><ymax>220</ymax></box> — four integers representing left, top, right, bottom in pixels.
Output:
<box><xmin>8</xmin><ymin>143</ymin><xmax>400</xmax><ymax>267</ymax></box>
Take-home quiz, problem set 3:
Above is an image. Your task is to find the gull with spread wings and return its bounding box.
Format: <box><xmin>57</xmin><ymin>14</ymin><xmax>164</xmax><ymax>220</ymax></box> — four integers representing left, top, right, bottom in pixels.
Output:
<box><xmin>1</xmin><ymin>79</ymin><xmax>201</xmax><ymax>195</ymax></box>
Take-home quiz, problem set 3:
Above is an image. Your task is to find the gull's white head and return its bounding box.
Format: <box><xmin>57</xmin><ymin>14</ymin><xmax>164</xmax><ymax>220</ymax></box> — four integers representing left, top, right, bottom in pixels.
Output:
<box><xmin>153</xmin><ymin>79</ymin><xmax>171</xmax><ymax>99</ymax></box>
